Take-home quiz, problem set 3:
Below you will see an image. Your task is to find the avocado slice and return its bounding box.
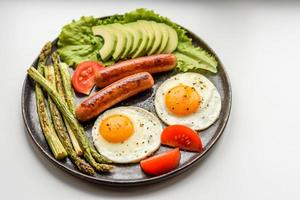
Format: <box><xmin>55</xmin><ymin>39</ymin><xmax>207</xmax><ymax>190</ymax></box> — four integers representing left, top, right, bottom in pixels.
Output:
<box><xmin>92</xmin><ymin>25</ymin><xmax>116</xmax><ymax>61</ymax></box>
<box><xmin>163</xmin><ymin>25</ymin><xmax>178</xmax><ymax>53</ymax></box>
<box><xmin>131</xmin><ymin>21</ymin><xmax>149</xmax><ymax>58</ymax></box>
<box><xmin>126</xmin><ymin>23</ymin><xmax>142</xmax><ymax>56</ymax></box>
<box><xmin>156</xmin><ymin>23</ymin><xmax>169</xmax><ymax>54</ymax></box>
<box><xmin>138</xmin><ymin>20</ymin><xmax>155</xmax><ymax>54</ymax></box>
<box><xmin>120</xmin><ymin>24</ymin><xmax>134</xmax><ymax>59</ymax></box>
<box><xmin>109</xmin><ymin>23</ymin><xmax>127</xmax><ymax>60</ymax></box>
<box><xmin>148</xmin><ymin>21</ymin><xmax>162</xmax><ymax>55</ymax></box>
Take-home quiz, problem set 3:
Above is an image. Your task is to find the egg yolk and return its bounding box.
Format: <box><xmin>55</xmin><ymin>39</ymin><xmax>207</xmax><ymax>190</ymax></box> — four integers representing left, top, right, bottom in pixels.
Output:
<box><xmin>165</xmin><ymin>84</ymin><xmax>201</xmax><ymax>116</ymax></box>
<box><xmin>100</xmin><ymin>114</ymin><xmax>134</xmax><ymax>143</ymax></box>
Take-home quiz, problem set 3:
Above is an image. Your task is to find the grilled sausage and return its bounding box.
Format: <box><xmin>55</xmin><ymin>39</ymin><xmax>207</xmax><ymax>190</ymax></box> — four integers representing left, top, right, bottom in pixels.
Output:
<box><xmin>76</xmin><ymin>72</ymin><xmax>154</xmax><ymax>121</ymax></box>
<box><xmin>95</xmin><ymin>54</ymin><xmax>176</xmax><ymax>88</ymax></box>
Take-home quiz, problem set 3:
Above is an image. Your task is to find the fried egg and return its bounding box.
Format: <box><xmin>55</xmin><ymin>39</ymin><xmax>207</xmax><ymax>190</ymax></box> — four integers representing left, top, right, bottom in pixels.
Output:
<box><xmin>155</xmin><ymin>72</ymin><xmax>221</xmax><ymax>130</ymax></box>
<box><xmin>92</xmin><ymin>106</ymin><xmax>162</xmax><ymax>163</ymax></box>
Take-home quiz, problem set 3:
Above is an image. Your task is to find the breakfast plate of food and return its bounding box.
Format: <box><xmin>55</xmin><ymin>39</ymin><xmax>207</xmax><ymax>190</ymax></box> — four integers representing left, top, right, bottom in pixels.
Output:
<box><xmin>21</xmin><ymin>8</ymin><xmax>231</xmax><ymax>186</ymax></box>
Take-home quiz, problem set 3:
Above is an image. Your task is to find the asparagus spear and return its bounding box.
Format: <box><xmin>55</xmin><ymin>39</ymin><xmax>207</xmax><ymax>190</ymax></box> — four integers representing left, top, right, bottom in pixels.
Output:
<box><xmin>52</xmin><ymin>53</ymin><xmax>83</xmax><ymax>156</ymax></box>
<box><xmin>45</xmin><ymin>66</ymin><xmax>95</xmax><ymax>176</ymax></box>
<box><xmin>64</xmin><ymin>119</ymin><xmax>83</xmax><ymax>155</ymax></box>
<box><xmin>59</xmin><ymin>62</ymin><xmax>76</xmax><ymax>114</ymax></box>
<box><xmin>58</xmin><ymin>57</ymin><xmax>111</xmax><ymax>163</ymax></box>
<box><xmin>51</xmin><ymin>52</ymin><xmax>65</xmax><ymax>99</ymax></box>
<box><xmin>38</xmin><ymin>42</ymin><xmax>51</xmax><ymax>64</ymax></box>
<box><xmin>28</xmin><ymin>67</ymin><xmax>113</xmax><ymax>172</ymax></box>
<box><xmin>35</xmin><ymin>42</ymin><xmax>67</xmax><ymax>160</ymax></box>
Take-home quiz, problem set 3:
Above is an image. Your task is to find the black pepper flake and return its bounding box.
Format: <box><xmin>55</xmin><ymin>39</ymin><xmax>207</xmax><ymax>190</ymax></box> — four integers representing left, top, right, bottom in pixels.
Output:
<box><xmin>139</xmin><ymin>123</ymin><xmax>144</xmax><ymax>127</ymax></box>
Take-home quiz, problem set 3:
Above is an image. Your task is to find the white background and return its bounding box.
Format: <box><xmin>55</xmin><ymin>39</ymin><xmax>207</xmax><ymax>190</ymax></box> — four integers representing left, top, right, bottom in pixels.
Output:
<box><xmin>0</xmin><ymin>0</ymin><xmax>299</xmax><ymax>199</ymax></box>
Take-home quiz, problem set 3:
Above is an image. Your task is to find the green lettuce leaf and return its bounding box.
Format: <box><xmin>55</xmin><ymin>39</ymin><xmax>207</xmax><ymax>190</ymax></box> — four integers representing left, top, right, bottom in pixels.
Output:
<box><xmin>175</xmin><ymin>42</ymin><xmax>218</xmax><ymax>73</ymax></box>
<box><xmin>57</xmin><ymin>15</ymin><xmax>126</xmax><ymax>66</ymax></box>
<box><xmin>175</xmin><ymin>52</ymin><xmax>217</xmax><ymax>73</ymax></box>
<box><xmin>57</xmin><ymin>16</ymin><xmax>102</xmax><ymax>66</ymax></box>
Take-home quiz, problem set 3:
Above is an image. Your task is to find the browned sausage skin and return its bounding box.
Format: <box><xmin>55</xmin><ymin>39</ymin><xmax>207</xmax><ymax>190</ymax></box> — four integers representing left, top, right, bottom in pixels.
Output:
<box><xmin>95</xmin><ymin>54</ymin><xmax>176</xmax><ymax>88</ymax></box>
<box><xmin>76</xmin><ymin>72</ymin><xmax>154</xmax><ymax>121</ymax></box>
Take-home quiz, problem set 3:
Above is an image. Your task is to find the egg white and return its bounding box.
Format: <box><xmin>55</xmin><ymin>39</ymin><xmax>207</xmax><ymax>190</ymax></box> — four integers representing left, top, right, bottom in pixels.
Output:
<box><xmin>155</xmin><ymin>72</ymin><xmax>222</xmax><ymax>130</ymax></box>
<box><xmin>92</xmin><ymin>106</ymin><xmax>162</xmax><ymax>163</ymax></box>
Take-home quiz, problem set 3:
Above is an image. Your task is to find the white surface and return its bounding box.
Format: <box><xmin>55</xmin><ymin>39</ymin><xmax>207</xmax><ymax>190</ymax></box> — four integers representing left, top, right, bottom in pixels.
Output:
<box><xmin>0</xmin><ymin>0</ymin><xmax>299</xmax><ymax>199</ymax></box>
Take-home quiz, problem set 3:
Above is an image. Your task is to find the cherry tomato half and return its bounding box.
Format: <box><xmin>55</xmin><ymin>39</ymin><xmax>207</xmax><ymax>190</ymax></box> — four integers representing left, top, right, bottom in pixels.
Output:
<box><xmin>140</xmin><ymin>148</ymin><xmax>180</xmax><ymax>176</ymax></box>
<box><xmin>71</xmin><ymin>61</ymin><xmax>105</xmax><ymax>95</ymax></box>
<box><xmin>161</xmin><ymin>125</ymin><xmax>203</xmax><ymax>152</ymax></box>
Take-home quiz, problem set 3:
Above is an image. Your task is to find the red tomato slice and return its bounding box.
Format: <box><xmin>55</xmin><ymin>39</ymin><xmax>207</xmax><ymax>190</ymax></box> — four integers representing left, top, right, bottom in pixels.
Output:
<box><xmin>140</xmin><ymin>148</ymin><xmax>180</xmax><ymax>176</ymax></box>
<box><xmin>72</xmin><ymin>61</ymin><xmax>105</xmax><ymax>95</ymax></box>
<box><xmin>161</xmin><ymin>125</ymin><xmax>203</xmax><ymax>152</ymax></box>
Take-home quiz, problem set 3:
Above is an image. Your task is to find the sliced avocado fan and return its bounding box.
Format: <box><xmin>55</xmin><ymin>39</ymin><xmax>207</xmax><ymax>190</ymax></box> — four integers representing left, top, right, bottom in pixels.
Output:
<box><xmin>92</xmin><ymin>26</ymin><xmax>116</xmax><ymax>61</ymax></box>
<box><xmin>92</xmin><ymin>20</ymin><xmax>179</xmax><ymax>61</ymax></box>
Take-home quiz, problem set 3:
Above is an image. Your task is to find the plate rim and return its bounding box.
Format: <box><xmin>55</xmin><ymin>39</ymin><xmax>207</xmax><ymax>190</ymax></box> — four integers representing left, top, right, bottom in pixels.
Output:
<box><xmin>21</xmin><ymin>20</ymin><xmax>232</xmax><ymax>186</ymax></box>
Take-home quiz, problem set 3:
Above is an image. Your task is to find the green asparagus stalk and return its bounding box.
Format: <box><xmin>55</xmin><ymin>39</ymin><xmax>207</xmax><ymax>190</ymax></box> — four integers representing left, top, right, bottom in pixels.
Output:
<box><xmin>59</xmin><ymin>62</ymin><xmax>76</xmax><ymax>114</ymax></box>
<box><xmin>35</xmin><ymin>84</ymin><xmax>67</xmax><ymax>160</ymax></box>
<box><xmin>28</xmin><ymin>67</ymin><xmax>113</xmax><ymax>172</ymax></box>
<box><xmin>57</xmin><ymin>56</ymin><xmax>110</xmax><ymax>163</ymax></box>
<box><xmin>52</xmin><ymin>53</ymin><xmax>83</xmax><ymax>156</ymax></box>
<box><xmin>64</xmin><ymin>119</ymin><xmax>83</xmax><ymax>155</ymax></box>
<box><xmin>45</xmin><ymin>66</ymin><xmax>95</xmax><ymax>176</ymax></box>
<box><xmin>51</xmin><ymin>52</ymin><xmax>65</xmax><ymax>99</ymax></box>
<box><xmin>38</xmin><ymin>42</ymin><xmax>51</xmax><ymax>64</ymax></box>
<box><xmin>35</xmin><ymin>42</ymin><xmax>67</xmax><ymax>160</ymax></box>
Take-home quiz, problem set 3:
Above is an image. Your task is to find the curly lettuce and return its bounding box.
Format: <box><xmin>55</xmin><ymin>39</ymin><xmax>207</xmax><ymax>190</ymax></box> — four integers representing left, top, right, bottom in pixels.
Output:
<box><xmin>57</xmin><ymin>16</ymin><xmax>102</xmax><ymax>66</ymax></box>
<box><xmin>57</xmin><ymin>8</ymin><xmax>218</xmax><ymax>73</ymax></box>
<box><xmin>175</xmin><ymin>42</ymin><xmax>218</xmax><ymax>73</ymax></box>
<box><xmin>174</xmin><ymin>52</ymin><xmax>217</xmax><ymax>73</ymax></box>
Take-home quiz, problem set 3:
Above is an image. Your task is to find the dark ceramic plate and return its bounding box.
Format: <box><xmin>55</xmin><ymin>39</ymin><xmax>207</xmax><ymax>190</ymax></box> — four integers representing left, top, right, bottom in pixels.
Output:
<box><xmin>21</xmin><ymin>19</ymin><xmax>231</xmax><ymax>186</ymax></box>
